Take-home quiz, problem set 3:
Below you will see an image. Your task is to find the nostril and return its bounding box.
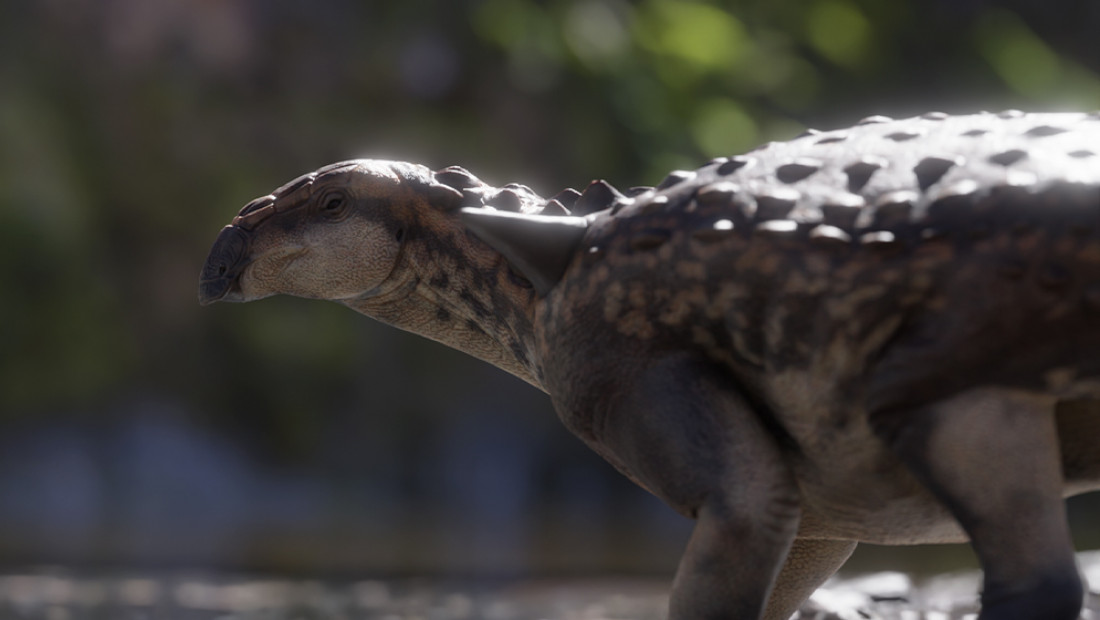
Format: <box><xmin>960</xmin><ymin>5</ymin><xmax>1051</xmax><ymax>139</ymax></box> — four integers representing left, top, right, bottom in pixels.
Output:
<box><xmin>201</xmin><ymin>225</ymin><xmax>250</xmax><ymax>281</ymax></box>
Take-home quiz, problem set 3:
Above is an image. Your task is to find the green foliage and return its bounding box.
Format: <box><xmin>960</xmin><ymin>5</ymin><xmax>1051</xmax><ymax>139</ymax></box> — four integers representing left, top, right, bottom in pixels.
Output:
<box><xmin>976</xmin><ymin>10</ymin><xmax>1064</xmax><ymax>97</ymax></box>
<box><xmin>975</xmin><ymin>9</ymin><xmax>1100</xmax><ymax>107</ymax></box>
<box><xmin>804</xmin><ymin>0</ymin><xmax>875</xmax><ymax>72</ymax></box>
<box><xmin>690</xmin><ymin>98</ymin><xmax>758</xmax><ymax>157</ymax></box>
<box><xmin>635</xmin><ymin>0</ymin><xmax>748</xmax><ymax>81</ymax></box>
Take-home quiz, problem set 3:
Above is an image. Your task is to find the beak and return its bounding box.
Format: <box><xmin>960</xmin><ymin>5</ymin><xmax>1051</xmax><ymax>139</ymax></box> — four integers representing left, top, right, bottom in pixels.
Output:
<box><xmin>198</xmin><ymin>225</ymin><xmax>251</xmax><ymax>305</ymax></box>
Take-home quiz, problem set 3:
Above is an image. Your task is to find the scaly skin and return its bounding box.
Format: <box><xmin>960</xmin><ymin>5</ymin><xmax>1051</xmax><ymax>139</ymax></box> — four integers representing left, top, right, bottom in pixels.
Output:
<box><xmin>200</xmin><ymin>112</ymin><xmax>1100</xmax><ymax>620</ymax></box>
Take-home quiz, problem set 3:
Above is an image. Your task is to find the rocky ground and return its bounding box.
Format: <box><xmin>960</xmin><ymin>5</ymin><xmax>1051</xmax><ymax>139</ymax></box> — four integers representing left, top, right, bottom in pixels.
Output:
<box><xmin>0</xmin><ymin>552</ymin><xmax>1096</xmax><ymax>619</ymax></box>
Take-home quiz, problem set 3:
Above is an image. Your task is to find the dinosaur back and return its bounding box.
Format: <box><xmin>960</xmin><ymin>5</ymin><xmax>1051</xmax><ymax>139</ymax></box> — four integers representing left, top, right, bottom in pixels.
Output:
<box><xmin>540</xmin><ymin>111</ymin><xmax>1100</xmax><ymax>415</ymax></box>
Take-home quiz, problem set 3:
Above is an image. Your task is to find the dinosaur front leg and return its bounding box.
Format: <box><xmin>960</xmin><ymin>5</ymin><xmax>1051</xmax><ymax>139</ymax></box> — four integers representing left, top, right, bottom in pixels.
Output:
<box><xmin>873</xmin><ymin>387</ymin><xmax>1084</xmax><ymax>620</ymax></box>
<box><xmin>586</xmin><ymin>353</ymin><xmax>802</xmax><ymax>620</ymax></box>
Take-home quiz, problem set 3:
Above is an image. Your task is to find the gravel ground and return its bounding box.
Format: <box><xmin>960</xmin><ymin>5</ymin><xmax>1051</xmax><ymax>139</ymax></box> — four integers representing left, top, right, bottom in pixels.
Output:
<box><xmin>0</xmin><ymin>552</ymin><xmax>1096</xmax><ymax>620</ymax></box>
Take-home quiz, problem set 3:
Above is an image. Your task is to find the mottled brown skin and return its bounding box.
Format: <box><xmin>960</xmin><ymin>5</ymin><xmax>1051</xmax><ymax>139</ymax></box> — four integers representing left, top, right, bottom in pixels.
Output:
<box><xmin>201</xmin><ymin>112</ymin><xmax>1100</xmax><ymax>620</ymax></box>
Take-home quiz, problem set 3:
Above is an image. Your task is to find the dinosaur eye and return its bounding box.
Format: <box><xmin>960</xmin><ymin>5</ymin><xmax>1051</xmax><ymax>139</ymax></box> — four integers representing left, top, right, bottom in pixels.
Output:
<box><xmin>320</xmin><ymin>192</ymin><xmax>349</xmax><ymax>219</ymax></box>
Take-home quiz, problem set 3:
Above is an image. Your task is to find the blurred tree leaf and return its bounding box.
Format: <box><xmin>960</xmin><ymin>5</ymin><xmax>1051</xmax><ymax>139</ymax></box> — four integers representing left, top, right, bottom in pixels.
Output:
<box><xmin>804</xmin><ymin>0</ymin><xmax>876</xmax><ymax>72</ymax></box>
<box><xmin>975</xmin><ymin>8</ymin><xmax>1100</xmax><ymax>107</ymax></box>
<box><xmin>976</xmin><ymin>9</ymin><xmax>1064</xmax><ymax>97</ymax></box>
<box><xmin>690</xmin><ymin>98</ymin><xmax>758</xmax><ymax>157</ymax></box>
<box><xmin>634</xmin><ymin>0</ymin><xmax>748</xmax><ymax>86</ymax></box>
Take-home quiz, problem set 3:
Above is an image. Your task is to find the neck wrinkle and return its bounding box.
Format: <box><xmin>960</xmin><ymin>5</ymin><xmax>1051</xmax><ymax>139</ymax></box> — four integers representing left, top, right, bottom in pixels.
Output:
<box><xmin>346</xmin><ymin>250</ymin><xmax>545</xmax><ymax>392</ymax></box>
<box><xmin>419</xmin><ymin>270</ymin><xmax>543</xmax><ymax>390</ymax></box>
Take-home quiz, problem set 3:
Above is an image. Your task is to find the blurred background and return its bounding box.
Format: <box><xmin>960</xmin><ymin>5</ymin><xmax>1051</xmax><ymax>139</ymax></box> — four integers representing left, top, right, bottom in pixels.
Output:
<box><xmin>1</xmin><ymin>0</ymin><xmax>1098</xmax><ymax>580</ymax></box>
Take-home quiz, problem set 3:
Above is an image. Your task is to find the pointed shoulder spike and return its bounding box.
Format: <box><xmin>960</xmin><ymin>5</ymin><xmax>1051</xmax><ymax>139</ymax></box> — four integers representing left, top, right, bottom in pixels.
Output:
<box><xmin>426</xmin><ymin>183</ymin><xmax>464</xmax><ymax>210</ymax></box>
<box><xmin>539</xmin><ymin>199</ymin><xmax>570</xmax><ymax>216</ymax></box>
<box><xmin>550</xmin><ymin>188</ymin><xmax>582</xmax><ymax>209</ymax></box>
<box><xmin>460</xmin><ymin>207</ymin><xmax>588</xmax><ymax>295</ymax></box>
<box><xmin>434</xmin><ymin>166</ymin><xmax>481</xmax><ymax>190</ymax></box>
<box><xmin>486</xmin><ymin>188</ymin><xmax>524</xmax><ymax>212</ymax></box>
<box><xmin>573</xmin><ymin>180</ymin><xmax>625</xmax><ymax>215</ymax></box>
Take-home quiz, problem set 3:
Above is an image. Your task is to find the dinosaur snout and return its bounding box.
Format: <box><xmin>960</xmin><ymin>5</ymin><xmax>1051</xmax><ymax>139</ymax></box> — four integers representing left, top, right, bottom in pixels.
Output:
<box><xmin>198</xmin><ymin>225</ymin><xmax>251</xmax><ymax>305</ymax></box>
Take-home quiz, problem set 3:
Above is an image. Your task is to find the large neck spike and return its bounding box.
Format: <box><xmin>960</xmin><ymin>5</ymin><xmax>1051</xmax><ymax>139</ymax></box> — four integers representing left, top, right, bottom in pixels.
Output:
<box><xmin>460</xmin><ymin>207</ymin><xmax>588</xmax><ymax>295</ymax></box>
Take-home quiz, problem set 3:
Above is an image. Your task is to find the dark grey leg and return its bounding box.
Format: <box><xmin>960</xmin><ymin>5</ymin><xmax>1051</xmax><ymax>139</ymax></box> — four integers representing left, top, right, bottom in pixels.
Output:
<box><xmin>874</xmin><ymin>387</ymin><xmax>1083</xmax><ymax>620</ymax></box>
<box><xmin>593</xmin><ymin>354</ymin><xmax>802</xmax><ymax>620</ymax></box>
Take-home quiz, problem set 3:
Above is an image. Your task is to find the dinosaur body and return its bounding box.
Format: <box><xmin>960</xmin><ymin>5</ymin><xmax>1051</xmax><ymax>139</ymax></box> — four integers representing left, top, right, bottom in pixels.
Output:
<box><xmin>201</xmin><ymin>112</ymin><xmax>1100</xmax><ymax>620</ymax></box>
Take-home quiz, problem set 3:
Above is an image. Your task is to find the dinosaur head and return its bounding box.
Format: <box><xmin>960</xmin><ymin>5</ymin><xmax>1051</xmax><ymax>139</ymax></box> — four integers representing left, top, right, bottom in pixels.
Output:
<box><xmin>200</xmin><ymin>158</ymin><xmax>604</xmax><ymax>306</ymax></box>
<box><xmin>199</xmin><ymin>158</ymin><xmax>607</xmax><ymax>388</ymax></box>
<box><xmin>199</xmin><ymin>160</ymin><xmax>463</xmax><ymax>305</ymax></box>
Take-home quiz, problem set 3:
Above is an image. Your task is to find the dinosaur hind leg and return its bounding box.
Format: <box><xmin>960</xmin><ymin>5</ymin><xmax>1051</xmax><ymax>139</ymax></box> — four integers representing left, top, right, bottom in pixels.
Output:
<box><xmin>872</xmin><ymin>387</ymin><xmax>1084</xmax><ymax>620</ymax></box>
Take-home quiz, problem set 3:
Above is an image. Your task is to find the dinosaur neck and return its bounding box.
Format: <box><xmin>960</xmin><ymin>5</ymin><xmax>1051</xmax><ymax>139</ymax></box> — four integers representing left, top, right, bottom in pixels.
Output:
<box><xmin>342</xmin><ymin>236</ymin><xmax>544</xmax><ymax>392</ymax></box>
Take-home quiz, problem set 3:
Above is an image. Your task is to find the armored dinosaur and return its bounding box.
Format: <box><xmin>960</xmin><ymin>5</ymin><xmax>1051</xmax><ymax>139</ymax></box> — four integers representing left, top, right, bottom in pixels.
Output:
<box><xmin>200</xmin><ymin>111</ymin><xmax>1100</xmax><ymax>620</ymax></box>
